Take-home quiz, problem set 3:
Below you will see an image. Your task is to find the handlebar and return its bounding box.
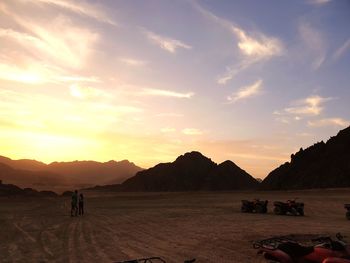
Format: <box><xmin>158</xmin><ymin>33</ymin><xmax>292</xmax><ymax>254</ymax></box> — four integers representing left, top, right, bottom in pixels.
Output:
<box><xmin>115</xmin><ymin>258</ymin><xmax>195</xmax><ymax>263</ymax></box>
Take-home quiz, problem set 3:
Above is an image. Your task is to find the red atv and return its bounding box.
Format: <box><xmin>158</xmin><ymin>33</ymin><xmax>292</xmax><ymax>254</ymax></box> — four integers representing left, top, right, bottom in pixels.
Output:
<box><xmin>345</xmin><ymin>204</ymin><xmax>350</xmax><ymax>220</ymax></box>
<box><xmin>254</xmin><ymin>233</ymin><xmax>350</xmax><ymax>263</ymax></box>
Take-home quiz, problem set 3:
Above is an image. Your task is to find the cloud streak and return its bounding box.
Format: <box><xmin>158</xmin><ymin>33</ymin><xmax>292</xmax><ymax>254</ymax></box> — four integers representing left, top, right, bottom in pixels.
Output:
<box><xmin>182</xmin><ymin>128</ymin><xmax>203</xmax><ymax>135</ymax></box>
<box><xmin>120</xmin><ymin>58</ymin><xmax>148</xmax><ymax>66</ymax></box>
<box><xmin>227</xmin><ymin>79</ymin><xmax>263</xmax><ymax>103</ymax></box>
<box><xmin>33</xmin><ymin>0</ymin><xmax>117</xmax><ymax>25</ymax></box>
<box><xmin>144</xmin><ymin>30</ymin><xmax>192</xmax><ymax>53</ymax></box>
<box><xmin>232</xmin><ymin>27</ymin><xmax>283</xmax><ymax>60</ymax></box>
<box><xmin>308</xmin><ymin>0</ymin><xmax>332</xmax><ymax>5</ymax></box>
<box><xmin>193</xmin><ymin>2</ymin><xmax>283</xmax><ymax>85</ymax></box>
<box><xmin>69</xmin><ymin>84</ymin><xmax>109</xmax><ymax>99</ymax></box>
<box><xmin>284</xmin><ymin>95</ymin><xmax>332</xmax><ymax>116</ymax></box>
<box><xmin>140</xmin><ymin>88</ymin><xmax>194</xmax><ymax>98</ymax></box>
<box><xmin>298</xmin><ymin>22</ymin><xmax>326</xmax><ymax>70</ymax></box>
<box><xmin>308</xmin><ymin>118</ymin><xmax>349</xmax><ymax>128</ymax></box>
<box><xmin>0</xmin><ymin>3</ymin><xmax>99</xmax><ymax>69</ymax></box>
<box><xmin>333</xmin><ymin>38</ymin><xmax>350</xmax><ymax>61</ymax></box>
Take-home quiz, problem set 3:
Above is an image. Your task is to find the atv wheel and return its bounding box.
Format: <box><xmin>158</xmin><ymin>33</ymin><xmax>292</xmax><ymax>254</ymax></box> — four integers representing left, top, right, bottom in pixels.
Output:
<box><xmin>298</xmin><ymin>208</ymin><xmax>304</xmax><ymax>216</ymax></box>
<box><xmin>241</xmin><ymin>206</ymin><xmax>249</xmax><ymax>213</ymax></box>
<box><xmin>346</xmin><ymin>211</ymin><xmax>350</xmax><ymax>220</ymax></box>
<box><xmin>256</xmin><ymin>205</ymin><xmax>265</xmax><ymax>213</ymax></box>
<box><xmin>274</xmin><ymin>206</ymin><xmax>284</xmax><ymax>215</ymax></box>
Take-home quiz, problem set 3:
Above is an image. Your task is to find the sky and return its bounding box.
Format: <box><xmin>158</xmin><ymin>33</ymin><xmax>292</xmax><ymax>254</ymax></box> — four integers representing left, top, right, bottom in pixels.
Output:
<box><xmin>0</xmin><ymin>0</ymin><xmax>349</xmax><ymax>179</ymax></box>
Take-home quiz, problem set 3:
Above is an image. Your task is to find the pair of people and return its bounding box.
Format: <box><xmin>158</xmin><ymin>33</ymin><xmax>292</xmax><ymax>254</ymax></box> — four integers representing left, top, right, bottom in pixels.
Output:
<box><xmin>71</xmin><ymin>190</ymin><xmax>84</xmax><ymax>217</ymax></box>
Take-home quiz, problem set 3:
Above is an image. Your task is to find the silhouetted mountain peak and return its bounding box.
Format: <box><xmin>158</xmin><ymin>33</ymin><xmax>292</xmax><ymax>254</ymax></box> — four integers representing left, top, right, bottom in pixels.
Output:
<box><xmin>121</xmin><ymin>151</ymin><xmax>259</xmax><ymax>191</ymax></box>
<box><xmin>261</xmin><ymin>125</ymin><xmax>350</xmax><ymax>190</ymax></box>
<box><xmin>219</xmin><ymin>160</ymin><xmax>239</xmax><ymax>168</ymax></box>
<box><xmin>175</xmin><ymin>151</ymin><xmax>213</xmax><ymax>164</ymax></box>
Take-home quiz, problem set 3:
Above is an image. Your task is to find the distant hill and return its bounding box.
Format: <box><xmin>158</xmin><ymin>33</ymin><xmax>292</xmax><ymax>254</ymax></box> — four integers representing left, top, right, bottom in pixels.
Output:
<box><xmin>0</xmin><ymin>180</ymin><xmax>58</xmax><ymax>197</ymax></box>
<box><xmin>260</xmin><ymin>126</ymin><xmax>350</xmax><ymax>190</ymax></box>
<box><xmin>120</xmin><ymin>151</ymin><xmax>259</xmax><ymax>191</ymax></box>
<box><xmin>0</xmin><ymin>156</ymin><xmax>47</xmax><ymax>171</ymax></box>
<box><xmin>0</xmin><ymin>156</ymin><xmax>143</xmax><ymax>191</ymax></box>
<box><xmin>46</xmin><ymin>160</ymin><xmax>143</xmax><ymax>185</ymax></box>
<box><xmin>0</xmin><ymin>162</ymin><xmax>68</xmax><ymax>191</ymax></box>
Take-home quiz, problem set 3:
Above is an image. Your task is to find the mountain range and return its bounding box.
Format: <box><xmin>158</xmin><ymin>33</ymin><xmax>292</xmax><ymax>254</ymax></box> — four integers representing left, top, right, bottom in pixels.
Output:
<box><xmin>1</xmin><ymin>126</ymin><xmax>349</xmax><ymax>193</ymax></box>
<box><xmin>92</xmin><ymin>151</ymin><xmax>259</xmax><ymax>191</ymax></box>
<box><xmin>0</xmin><ymin>156</ymin><xmax>143</xmax><ymax>192</ymax></box>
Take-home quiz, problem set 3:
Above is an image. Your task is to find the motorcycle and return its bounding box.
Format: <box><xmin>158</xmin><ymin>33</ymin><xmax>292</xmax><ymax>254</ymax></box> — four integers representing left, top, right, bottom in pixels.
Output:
<box><xmin>254</xmin><ymin>233</ymin><xmax>350</xmax><ymax>263</ymax></box>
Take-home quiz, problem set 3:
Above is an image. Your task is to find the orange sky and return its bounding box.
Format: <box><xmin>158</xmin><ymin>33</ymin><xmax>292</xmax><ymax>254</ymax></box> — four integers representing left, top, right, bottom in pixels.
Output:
<box><xmin>1</xmin><ymin>0</ymin><xmax>349</xmax><ymax>179</ymax></box>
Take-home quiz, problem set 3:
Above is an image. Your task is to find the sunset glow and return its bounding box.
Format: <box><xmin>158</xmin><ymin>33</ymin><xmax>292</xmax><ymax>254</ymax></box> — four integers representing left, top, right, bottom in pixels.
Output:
<box><xmin>0</xmin><ymin>0</ymin><xmax>349</xmax><ymax>178</ymax></box>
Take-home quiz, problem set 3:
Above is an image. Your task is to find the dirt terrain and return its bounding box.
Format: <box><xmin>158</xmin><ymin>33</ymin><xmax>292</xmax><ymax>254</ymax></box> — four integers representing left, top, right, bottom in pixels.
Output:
<box><xmin>0</xmin><ymin>189</ymin><xmax>349</xmax><ymax>263</ymax></box>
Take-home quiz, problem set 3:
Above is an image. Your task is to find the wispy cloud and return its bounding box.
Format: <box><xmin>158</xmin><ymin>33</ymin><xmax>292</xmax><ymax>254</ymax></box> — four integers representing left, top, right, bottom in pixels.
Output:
<box><xmin>232</xmin><ymin>27</ymin><xmax>283</xmax><ymax>60</ymax></box>
<box><xmin>308</xmin><ymin>0</ymin><xmax>332</xmax><ymax>5</ymax></box>
<box><xmin>56</xmin><ymin>75</ymin><xmax>101</xmax><ymax>83</ymax></box>
<box><xmin>217</xmin><ymin>60</ymin><xmax>252</xmax><ymax>85</ymax></box>
<box><xmin>217</xmin><ymin>26</ymin><xmax>283</xmax><ymax>85</ymax></box>
<box><xmin>120</xmin><ymin>58</ymin><xmax>148</xmax><ymax>66</ymax></box>
<box><xmin>274</xmin><ymin>95</ymin><xmax>334</xmax><ymax>124</ymax></box>
<box><xmin>161</xmin><ymin>127</ymin><xmax>176</xmax><ymax>133</ymax></box>
<box><xmin>333</xmin><ymin>38</ymin><xmax>350</xmax><ymax>61</ymax></box>
<box><xmin>69</xmin><ymin>84</ymin><xmax>109</xmax><ymax>99</ymax></box>
<box><xmin>141</xmin><ymin>88</ymin><xmax>194</xmax><ymax>98</ymax></box>
<box><xmin>33</xmin><ymin>0</ymin><xmax>117</xmax><ymax>25</ymax></box>
<box><xmin>182</xmin><ymin>128</ymin><xmax>203</xmax><ymax>135</ymax></box>
<box><xmin>227</xmin><ymin>79</ymin><xmax>263</xmax><ymax>103</ymax></box>
<box><xmin>308</xmin><ymin>118</ymin><xmax>349</xmax><ymax>128</ymax></box>
<box><xmin>0</xmin><ymin>52</ymin><xmax>100</xmax><ymax>85</ymax></box>
<box><xmin>0</xmin><ymin>60</ymin><xmax>53</xmax><ymax>84</ymax></box>
<box><xmin>155</xmin><ymin>113</ymin><xmax>184</xmax><ymax>117</ymax></box>
<box><xmin>284</xmin><ymin>95</ymin><xmax>332</xmax><ymax>116</ymax></box>
<box><xmin>144</xmin><ymin>30</ymin><xmax>192</xmax><ymax>53</ymax></box>
<box><xmin>298</xmin><ymin>22</ymin><xmax>326</xmax><ymax>70</ymax></box>
<box><xmin>0</xmin><ymin>3</ymin><xmax>99</xmax><ymax>69</ymax></box>
<box><xmin>193</xmin><ymin>2</ymin><xmax>283</xmax><ymax>85</ymax></box>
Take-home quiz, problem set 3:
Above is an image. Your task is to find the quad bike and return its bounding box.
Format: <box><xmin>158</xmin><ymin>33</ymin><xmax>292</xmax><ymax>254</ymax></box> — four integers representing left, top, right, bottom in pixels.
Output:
<box><xmin>115</xmin><ymin>257</ymin><xmax>195</xmax><ymax>263</ymax></box>
<box><xmin>345</xmin><ymin>204</ymin><xmax>350</xmax><ymax>220</ymax></box>
<box><xmin>241</xmin><ymin>199</ymin><xmax>268</xmax><ymax>213</ymax></box>
<box><xmin>254</xmin><ymin>233</ymin><xmax>350</xmax><ymax>263</ymax></box>
<box><xmin>273</xmin><ymin>199</ymin><xmax>304</xmax><ymax>216</ymax></box>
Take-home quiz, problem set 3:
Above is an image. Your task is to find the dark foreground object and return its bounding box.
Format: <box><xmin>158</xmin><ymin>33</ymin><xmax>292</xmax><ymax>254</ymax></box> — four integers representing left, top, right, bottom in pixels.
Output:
<box><xmin>115</xmin><ymin>257</ymin><xmax>195</xmax><ymax>263</ymax></box>
<box><xmin>254</xmin><ymin>233</ymin><xmax>350</xmax><ymax>262</ymax></box>
<box><xmin>345</xmin><ymin>204</ymin><xmax>350</xmax><ymax>220</ymax></box>
<box><xmin>274</xmin><ymin>200</ymin><xmax>304</xmax><ymax>216</ymax></box>
<box><xmin>241</xmin><ymin>199</ymin><xmax>268</xmax><ymax>213</ymax></box>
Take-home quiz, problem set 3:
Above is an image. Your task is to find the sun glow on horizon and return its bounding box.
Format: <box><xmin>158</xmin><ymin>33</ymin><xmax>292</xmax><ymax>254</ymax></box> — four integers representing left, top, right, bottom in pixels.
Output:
<box><xmin>0</xmin><ymin>0</ymin><xmax>349</xmax><ymax>179</ymax></box>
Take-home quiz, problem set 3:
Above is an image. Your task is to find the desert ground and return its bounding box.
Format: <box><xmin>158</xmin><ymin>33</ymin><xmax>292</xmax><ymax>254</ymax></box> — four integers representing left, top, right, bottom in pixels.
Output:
<box><xmin>0</xmin><ymin>189</ymin><xmax>349</xmax><ymax>263</ymax></box>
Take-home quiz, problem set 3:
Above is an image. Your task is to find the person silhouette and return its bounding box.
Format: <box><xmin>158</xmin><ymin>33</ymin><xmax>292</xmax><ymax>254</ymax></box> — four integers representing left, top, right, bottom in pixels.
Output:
<box><xmin>78</xmin><ymin>193</ymin><xmax>84</xmax><ymax>216</ymax></box>
<box><xmin>71</xmin><ymin>190</ymin><xmax>78</xmax><ymax>217</ymax></box>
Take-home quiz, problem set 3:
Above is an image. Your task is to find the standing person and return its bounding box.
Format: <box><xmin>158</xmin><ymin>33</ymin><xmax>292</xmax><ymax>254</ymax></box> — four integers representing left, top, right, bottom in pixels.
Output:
<box><xmin>78</xmin><ymin>193</ymin><xmax>84</xmax><ymax>216</ymax></box>
<box><xmin>71</xmin><ymin>190</ymin><xmax>78</xmax><ymax>217</ymax></box>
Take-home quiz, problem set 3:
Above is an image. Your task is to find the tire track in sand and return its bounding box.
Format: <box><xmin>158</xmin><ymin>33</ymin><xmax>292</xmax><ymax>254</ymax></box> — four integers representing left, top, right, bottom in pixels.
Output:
<box><xmin>92</xmin><ymin>213</ymin><xmax>171</xmax><ymax>260</ymax></box>
<box><xmin>65</xmin><ymin>218</ymin><xmax>80</xmax><ymax>263</ymax></box>
<box><xmin>83</xmin><ymin>217</ymin><xmax>116</xmax><ymax>262</ymax></box>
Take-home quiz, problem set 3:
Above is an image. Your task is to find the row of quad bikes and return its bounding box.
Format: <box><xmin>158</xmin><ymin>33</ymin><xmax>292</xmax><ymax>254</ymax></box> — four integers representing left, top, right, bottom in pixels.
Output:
<box><xmin>241</xmin><ymin>199</ymin><xmax>304</xmax><ymax>216</ymax></box>
<box><xmin>115</xmin><ymin>204</ymin><xmax>350</xmax><ymax>263</ymax></box>
<box><xmin>242</xmin><ymin>201</ymin><xmax>350</xmax><ymax>218</ymax></box>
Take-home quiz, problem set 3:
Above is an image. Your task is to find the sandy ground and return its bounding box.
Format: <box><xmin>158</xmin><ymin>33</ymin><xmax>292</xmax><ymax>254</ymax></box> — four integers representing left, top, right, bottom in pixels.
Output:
<box><xmin>0</xmin><ymin>189</ymin><xmax>349</xmax><ymax>263</ymax></box>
